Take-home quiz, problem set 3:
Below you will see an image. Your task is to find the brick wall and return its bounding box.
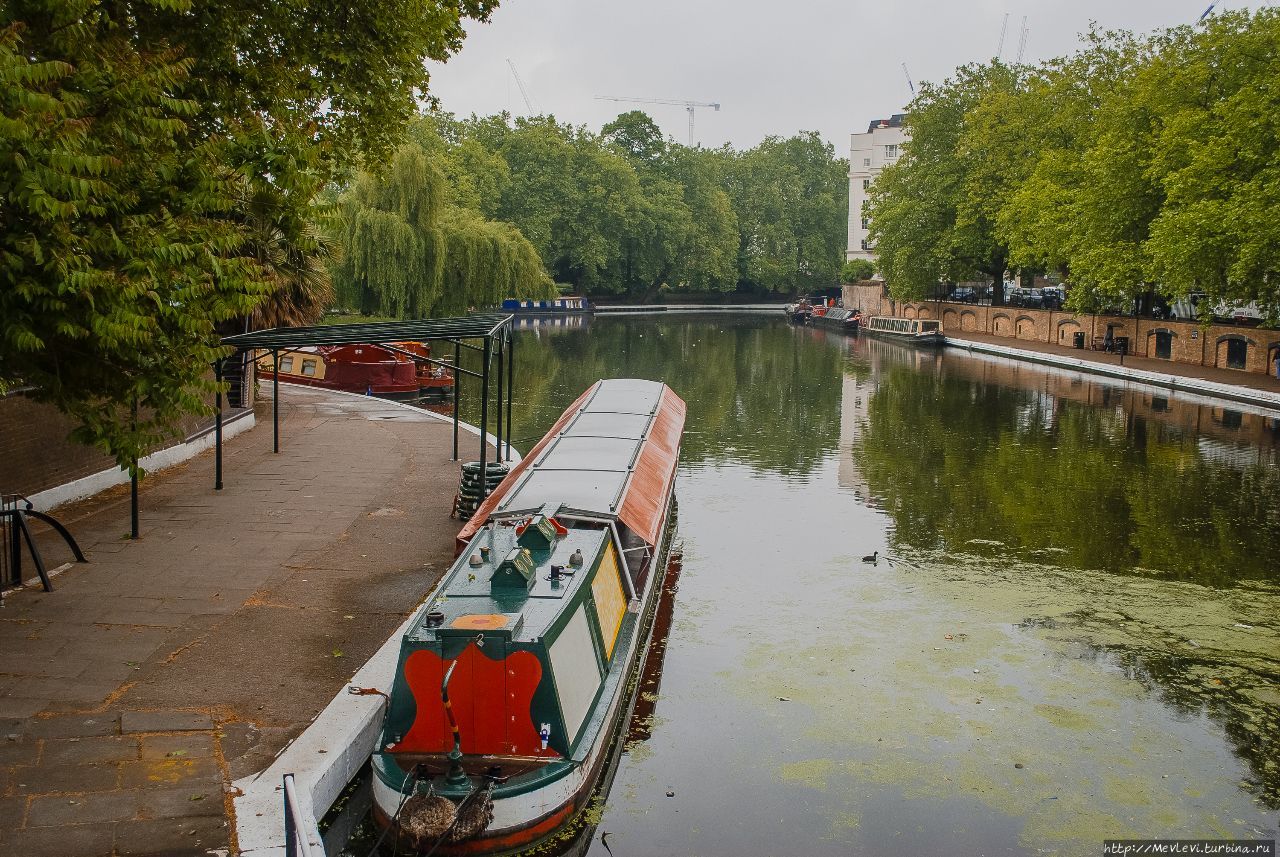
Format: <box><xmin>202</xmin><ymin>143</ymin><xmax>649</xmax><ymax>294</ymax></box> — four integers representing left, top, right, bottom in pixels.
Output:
<box><xmin>0</xmin><ymin>391</ymin><xmax>223</xmax><ymax>499</ymax></box>
<box><xmin>841</xmin><ymin>282</ymin><xmax>1280</xmax><ymax>377</ymax></box>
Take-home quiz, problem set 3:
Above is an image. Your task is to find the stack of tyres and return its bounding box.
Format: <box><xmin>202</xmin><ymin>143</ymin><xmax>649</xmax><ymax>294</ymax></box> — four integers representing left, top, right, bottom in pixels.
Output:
<box><xmin>454</xmin><ymin>461</ymin><xmax>510</xmax><ymax>521</ymax></box>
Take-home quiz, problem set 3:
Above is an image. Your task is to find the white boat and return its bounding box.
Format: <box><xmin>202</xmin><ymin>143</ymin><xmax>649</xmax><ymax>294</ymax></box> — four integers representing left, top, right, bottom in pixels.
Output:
<box><xmin>861</xmin><ymin>316</ymin><xmax>945</xmax><ymax>347</ymax></box>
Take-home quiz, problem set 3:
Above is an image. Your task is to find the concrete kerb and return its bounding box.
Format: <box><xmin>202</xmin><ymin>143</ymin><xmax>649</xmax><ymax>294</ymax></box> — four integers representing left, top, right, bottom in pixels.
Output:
<box><xmin>232</xmin><ymin>386</ymin><xmax>521</xmax><ymax>856</ymax></box>
<box><xmin>947</xmin><ymin>337</ymin><xmax>1280</xmax><ymax>414</ymax></box>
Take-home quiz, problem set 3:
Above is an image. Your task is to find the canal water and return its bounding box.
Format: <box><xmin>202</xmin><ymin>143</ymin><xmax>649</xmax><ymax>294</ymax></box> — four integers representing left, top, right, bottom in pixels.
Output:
<box><xmin>358</xmin><ymin>313</ymin><xmax>1280</xmax><ymax>856</ymax></box>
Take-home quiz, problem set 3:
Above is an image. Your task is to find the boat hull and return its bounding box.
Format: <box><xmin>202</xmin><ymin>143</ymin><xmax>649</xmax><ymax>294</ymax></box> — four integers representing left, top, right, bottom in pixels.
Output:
<box><xmin>859</xmin><ymin>328</ymin><xmax>945</xmax><ymax>347</ymax></box>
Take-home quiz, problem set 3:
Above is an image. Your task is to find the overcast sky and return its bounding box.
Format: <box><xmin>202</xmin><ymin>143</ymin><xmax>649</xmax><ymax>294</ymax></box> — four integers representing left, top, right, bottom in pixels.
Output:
<box><xmin>424</xmin><ymin>0</ymin><xmax>1265</xmax><ymax>152</ymax></box>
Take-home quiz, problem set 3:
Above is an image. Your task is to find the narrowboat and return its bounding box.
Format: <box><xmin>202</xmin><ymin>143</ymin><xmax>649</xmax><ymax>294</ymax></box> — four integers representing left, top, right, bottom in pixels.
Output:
<box><xmin>370</xmin><ymin>378</ymin><xmax>686</xmax><ymax>855</ymax></box>
<box><xmin>860</xmin><ymin>316</ymin><xmax>945</xmax><ymax>347</ymax></box>
<box><xmin>808</xmin><ymin>307</ymin><xmax>861</xmax><ymax>333</ymax></box>
<box><xmin>254</xmin><ymin>343</ymin><xmax>453</xmax><ymax>401</ymax></box>
<box><xmin>500</xmin><ymin>296</ymin><xmax>592</xmax><ymax>314</ymax></box>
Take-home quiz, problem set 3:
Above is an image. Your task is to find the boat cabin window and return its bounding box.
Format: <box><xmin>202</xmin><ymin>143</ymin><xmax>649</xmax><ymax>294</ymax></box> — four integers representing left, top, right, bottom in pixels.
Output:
<box><xmin>301</xmin><ymin>359</ymin><xmax>317</xmax><ymax>377</ymax></box>
<box><xmin>919</xmin><ymin>320</ymin><xmax>940</xmax><ymax>332</ymax></box>
<box><xmin>279</xmin><ymin>356</ymin><xmax>294</xmax><ymax>372</ymax></box>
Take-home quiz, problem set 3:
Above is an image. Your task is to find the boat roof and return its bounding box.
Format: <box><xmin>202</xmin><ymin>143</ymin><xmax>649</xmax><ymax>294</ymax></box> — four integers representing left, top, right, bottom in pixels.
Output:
<box><xmin>456</xmin><ymin>379</ymin><xmax>686</xmax><ymax>550</ymax></box>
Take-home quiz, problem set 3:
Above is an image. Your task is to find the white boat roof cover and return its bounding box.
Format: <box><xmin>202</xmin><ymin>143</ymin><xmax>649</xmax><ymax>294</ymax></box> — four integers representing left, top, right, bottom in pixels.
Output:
<box><xmin>456</xmin><ymin>379</ymin><xmax>686</xmax><ymax>547</ymax></box>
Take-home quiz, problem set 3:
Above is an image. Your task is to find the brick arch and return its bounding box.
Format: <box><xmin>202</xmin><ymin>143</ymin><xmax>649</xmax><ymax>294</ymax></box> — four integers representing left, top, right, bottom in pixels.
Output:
<box><xmin>1268</xmin><ymin>342</ymin><xmax>1280</xmax><ymax>378</ymax></box>
<box><xmin>942</xmin><ymin>309</ymin><xmax>959</xmax><ymax>330</ymax></box>
<box><xmin>991</xmin><ymin>313</ymin><xmax>1011</xmax><ymax>335</ymax></box>
<box><xmin>1146</xmin><ymin>327</ymin><xmax>1178</xmax><ymax>339</ymax></box>
<box><xmin>917</xmin><ymin>306</ymin><xmax>935</xmax><ymax>319</ymax></box>
<box><xmin>1015</xmin><ymin>315</ymin><xmax>1037</xmax><ymax>339</ymax></box>
<box><xmin>960</xmin><ymin>310</ymin><xmax>979</xmax><ymax>332</ymax></box>
<box><xmin>1056</xmin><ymin>318</ymin><xmax>1083</xmax><ymax>344</ymax></box>
<box><xmin>903</xmin><ymin>305</ymin><xmax>918</xmax><ymax>319</ymax></box>
<box><xmin>1215</xmin><ymin>334</ymin><xmax>1253</xmax><ymax>370</ymax></box>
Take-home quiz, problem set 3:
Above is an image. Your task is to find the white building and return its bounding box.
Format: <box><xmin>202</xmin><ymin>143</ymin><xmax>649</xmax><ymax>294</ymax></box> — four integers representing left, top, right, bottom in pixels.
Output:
<box><xmin>846</xmin><ymin>114</ymin><xmax>908</xmax><ymax>265</ymax></box>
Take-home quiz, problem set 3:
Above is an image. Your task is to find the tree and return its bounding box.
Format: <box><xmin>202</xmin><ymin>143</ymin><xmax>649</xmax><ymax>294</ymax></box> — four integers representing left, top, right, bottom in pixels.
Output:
<box><xmin>2</xmin><ymin>0</ymin><xmax>498</xmax><ymax>469</ymax></box>
<box><xmin>1140</xmin><ymin>10</ymin><xmax>1280</xmax><ymax>323</ymax></box>
<box><xmin>332</xmin><ymin>142</ymin><xmax>554</xmax><ymax>317</ymax></box>
<box><xmin>0</xmin><ymin>19</ymin><xmax>268</xmax><ymax>468</ymax></box>
<box><xmin>842</xmin><ymin>259</ymin><xmax>876</xmax><ymax>282</ymax></box>
<box><xmin>868</xmin><ymin>62</ymin><xmax>1021</xmax><ymax>303</ymax></box>
<box><xmin>726</xmin><ymin>133</ymin><xmax>848</xmax><ymax>295</ymax></box>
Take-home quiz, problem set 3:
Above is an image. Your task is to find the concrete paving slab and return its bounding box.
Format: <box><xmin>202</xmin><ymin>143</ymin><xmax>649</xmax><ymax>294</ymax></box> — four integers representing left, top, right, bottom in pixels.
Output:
<box><xmin>1</xmin><ymin>385</ymin><xmax>477</xmax><ymax>853</ymax></box>
<box><xmin>121</xmin><ymin>711</ymin><xmax>213</xmax><ymax>734</ymax></box>
<box><xmin>10</xmin><ymin>762</ymin><xmax>120</xmax><ymax>795</ymax></box>
<box><xmin>113</xmin><ymin>816</ymin><xmax>228</xmax><ymax>856</ymax></box>
<box><xmin>26</xmin><ymin>790</ymin><xmax>139</xmax><ymax>827</ymax></box>
<box><xmin>0</xmin><ymin>821</ymin><xmax>116</xmax><ymax>857</ymax></box>
<box><xmin>24</xmin><ymin>714</ymin><xmax>119</xmax><ymax>739</ymax></box>
<box><xmin>117</xmin><ymin>757</ymin><xmax>220</xmax><ymax>791</ymax></box>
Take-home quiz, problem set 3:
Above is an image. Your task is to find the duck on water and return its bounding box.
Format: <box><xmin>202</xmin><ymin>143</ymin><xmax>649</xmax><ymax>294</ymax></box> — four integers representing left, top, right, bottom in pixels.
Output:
<box><xmin>370</xmin><ymin>378</ymin><xmax>686</xmax><ymax>855</ymax></box>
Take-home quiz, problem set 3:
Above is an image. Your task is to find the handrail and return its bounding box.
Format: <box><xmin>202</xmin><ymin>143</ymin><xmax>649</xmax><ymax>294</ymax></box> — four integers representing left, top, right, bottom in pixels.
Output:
<box><xmin>283</xmin><ymin>773</ymin><xmax>320</xmax><ymax>857</ymax></box>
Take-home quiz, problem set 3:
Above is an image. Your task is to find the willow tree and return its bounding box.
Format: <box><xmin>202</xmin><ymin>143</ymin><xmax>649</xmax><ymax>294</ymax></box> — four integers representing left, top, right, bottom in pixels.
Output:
<box><xmin>333</xmin><ymin>143</ymin><xmax>554</xmax><ymax>317</ymax></box>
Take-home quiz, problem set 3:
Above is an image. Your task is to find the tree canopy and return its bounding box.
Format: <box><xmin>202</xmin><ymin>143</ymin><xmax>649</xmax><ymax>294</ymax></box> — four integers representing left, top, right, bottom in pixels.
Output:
<box><xmin>1</xmin><ymin>0</ymin><xmax>495</xmax><ymax>469</ymax></box>
<box><xmin>867</xmin><ymin>8</ymin><xmax>1280</xmax><ymax>323</ymax></box>
<box><xmin>372</xmin><ymin>112</ymin><xmax>848</xmax><ymax>301</ymax></box>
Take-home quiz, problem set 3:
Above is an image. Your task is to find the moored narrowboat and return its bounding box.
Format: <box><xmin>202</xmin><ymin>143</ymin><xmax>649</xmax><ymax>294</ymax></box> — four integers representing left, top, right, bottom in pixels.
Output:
<box><xmin>500</xmin><ymin>296</ymin><xmax>592</xmax><ymax>314</ymax></box>
<box><xmin>860</xmin><ymin>316</ymin><xmax>945</xmax><ymax>347</ymax></box>
<box><xmin>808</xmin><ymin>307</ymin><xmax>861</xmax><ymax>333</ymax></box>
<box><xmin>370</xmin><ymin>378</ymin><xmax>685</xmax><ymax>855</ymax></box>
<box><xmin>254</xmin><ymin>343</ymin><xmax>453</xmax><ymax>401</ymax></box>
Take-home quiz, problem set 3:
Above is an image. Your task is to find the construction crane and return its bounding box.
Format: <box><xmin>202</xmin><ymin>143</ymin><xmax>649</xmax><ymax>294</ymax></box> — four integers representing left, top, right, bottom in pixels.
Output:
<box><xmin>902</xmin><ymin>63</ymin><xmax>916</xmax><ymax>96</ymax></box>
<box><xmin>594</xmin><ymin>95</ymin><xmax>721</xmax><ymax>146</ymax></box>
<box><xmin>1016</xmin><ymin>16</ymin><xmax>1030</xmax><ymax>64</ymax></box>
<box><xmin>506</xmin><ymin>59</ymin><xmax>538</xmax><ymax>115</ymax></box>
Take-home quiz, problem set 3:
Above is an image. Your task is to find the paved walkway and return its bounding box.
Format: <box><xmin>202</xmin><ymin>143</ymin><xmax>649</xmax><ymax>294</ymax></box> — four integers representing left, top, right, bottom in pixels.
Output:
<box><xmin>0</xmin><ymin>387</ymin><xmax>484</xmax><ymax>856</ymax></box>
<box><xmin>945</xmin><ymin>331</ymin><xmax>1280</xmax><ymax>399</ymax></box>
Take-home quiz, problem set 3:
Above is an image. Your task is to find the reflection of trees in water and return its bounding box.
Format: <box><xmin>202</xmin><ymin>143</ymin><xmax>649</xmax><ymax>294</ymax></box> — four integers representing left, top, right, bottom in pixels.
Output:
<box><xmin>852</xmin><ymin>361</ymin><xmax>1280</xmax><ymax>586</ymax></box>
<box><xmin>1103</xmin><ymin>644</ymin><xmax>1279</xmax><ymax>809</ymax></box>
<box><xmin>488</xmin><ymin>316</ymin><xmax>844</xmax><ymax>476</ymax></box>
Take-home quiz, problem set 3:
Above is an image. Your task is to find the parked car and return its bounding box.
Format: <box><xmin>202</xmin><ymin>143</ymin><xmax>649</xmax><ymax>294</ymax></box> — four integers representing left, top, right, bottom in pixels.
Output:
<box><xmin>1041</xmin><ymin>287</ymin><xmax>1065</xmax><ymax>310</ymax></box>
<box><xmin>950</xmin><ymin>287</ymin><xmax>978</xmax><ymax>303</ymax></box>
<box><xmin>1007</xmin><ymin>287</ymin><xmax>1027</xmax><ymax>307</ymax></box>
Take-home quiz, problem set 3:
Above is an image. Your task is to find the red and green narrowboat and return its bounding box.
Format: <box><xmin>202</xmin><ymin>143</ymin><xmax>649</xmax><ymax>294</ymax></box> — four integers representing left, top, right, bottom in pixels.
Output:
<box><xmin>371</xmin><ymin>378</ymin><xmax>686</xmax><ymax>854</ymax></box>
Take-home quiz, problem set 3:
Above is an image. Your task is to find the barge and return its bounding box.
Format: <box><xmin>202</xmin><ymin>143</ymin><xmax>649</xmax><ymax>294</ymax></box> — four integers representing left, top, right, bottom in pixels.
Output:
<box><xmin>860</xmin><ymin>316</ymin><xmax>945</xmax><ymax>347</ymax></box>
<box><xmin>254</xmin><ymin>343</ymin><xmax>453</xmax><ymax>401</ymax></box>
<box><xmin>371</xmin><ymin>378</ymin><xmax>686</xmax><ymax>854</ymax></box>
<box><xmin>808</xmin><ymin>307</ymin><xmax>861</xmax><ymax>333</ymax></box>
<box><xmin>501</xmin><ymin>296</ymin><xmax>592</xmax><ymax>314</ymax></box>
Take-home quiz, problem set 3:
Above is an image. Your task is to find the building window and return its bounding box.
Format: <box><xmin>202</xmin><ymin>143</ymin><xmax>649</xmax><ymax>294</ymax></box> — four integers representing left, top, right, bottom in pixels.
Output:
<box><xmin>301</xmin><ymin>359</ymin><xmax>317</xmax><ymax>377</ymax></box>
<box><xmin>862</xmin><ymin>179</ymin><xmax>870</xmax><ymax>190</ymax></box>
<box><xmin>885</xmin><ymin>144</ymin><xmax>898</xmax><ymax>159</ymax></box>
<box><xmin>1154</xmin><ymin>330</ymin><xmax>1172</xmax><ymax>360</ymax></box>
<box><xmin>279</xmin><ymin>356</ymin><xmax>294</xmax><ymax>373</ymax></box>
<box><xmin>860</xmin><ymin>239</ymin><xmax>870</xmax><ymax>251</ymax></box>
<box><xmin>861</xmin><ymin>217</ymin><xmax>869</xmax><ymax>229</ymax></box>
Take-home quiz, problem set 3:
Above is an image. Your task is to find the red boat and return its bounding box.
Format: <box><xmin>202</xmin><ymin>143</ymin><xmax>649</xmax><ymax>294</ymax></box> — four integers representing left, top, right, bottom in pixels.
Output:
<box><xmin>255</xmin><ymin>343</ymin><xmax>453</xmax><ymax>401</ymax></box>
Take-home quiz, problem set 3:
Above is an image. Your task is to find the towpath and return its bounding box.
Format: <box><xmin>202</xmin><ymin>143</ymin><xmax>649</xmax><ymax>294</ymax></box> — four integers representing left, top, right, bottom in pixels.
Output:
<box><xmin>944</xmin><ymin>330</ymin><xmax>1280</xmax><ymax>402</ymax></box>
<box><xmin>0</xmin><ymin>386</ymin><xmax>481</xmax><ymax>856</ymax></box>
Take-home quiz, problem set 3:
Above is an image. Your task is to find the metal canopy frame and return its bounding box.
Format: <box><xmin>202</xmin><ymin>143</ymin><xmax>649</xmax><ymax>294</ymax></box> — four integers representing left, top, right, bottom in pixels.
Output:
<box><xmin>215</xmin><ymin>313</ymin><xmax>516</xmax><ymax>496</ymax></box>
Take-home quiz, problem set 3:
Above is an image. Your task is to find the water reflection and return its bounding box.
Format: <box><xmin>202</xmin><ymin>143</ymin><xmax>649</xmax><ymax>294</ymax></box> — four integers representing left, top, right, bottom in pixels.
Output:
<box><xmin>846</xmin><ymin>338</ymin><xmax>1280</xmax><ymax>586</ymax></box>
<box><xmin>441</xmin><ymin>316</ymin><xmax>1280</xmax><ymax>855</ymax></box>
